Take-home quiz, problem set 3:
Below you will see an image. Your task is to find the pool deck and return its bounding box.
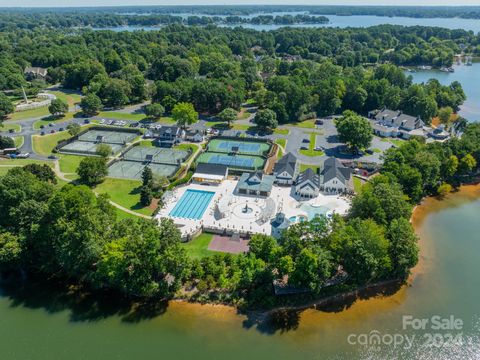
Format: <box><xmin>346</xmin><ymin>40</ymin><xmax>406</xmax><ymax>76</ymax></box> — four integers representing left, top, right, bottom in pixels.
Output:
<box><xmin>156</xmin><ymin>180</ymin><xmax>350</xmax><ymax>238</ymax></box>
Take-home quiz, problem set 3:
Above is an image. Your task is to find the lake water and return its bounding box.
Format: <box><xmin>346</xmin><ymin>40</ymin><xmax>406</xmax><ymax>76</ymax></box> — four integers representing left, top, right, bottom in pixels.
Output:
<box><xmin>97</xmin><ymin>14</ymin><xmax>480</xmax><ymax>33</ymax></box>
<box><xmin>408</xmin><ymin>63</ymin><xmax>480</xmax><ymax>122</ymax></box>
<box><xmin>1</xmin><ymin>185</ymin><xmax>480</xmax><ymax>359</ymax></box>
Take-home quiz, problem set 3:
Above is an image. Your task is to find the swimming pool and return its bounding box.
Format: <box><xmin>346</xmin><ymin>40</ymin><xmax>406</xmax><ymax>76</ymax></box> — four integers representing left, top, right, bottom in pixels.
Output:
<box><xmin>169</xmin><ymin>189</ymin><xmax>215</xmax><ymax>220</ymax></box>
<box><xmin>300</xmin><ymin>204</ymin><xmax>330</xmax><ymax>220</ymax></box>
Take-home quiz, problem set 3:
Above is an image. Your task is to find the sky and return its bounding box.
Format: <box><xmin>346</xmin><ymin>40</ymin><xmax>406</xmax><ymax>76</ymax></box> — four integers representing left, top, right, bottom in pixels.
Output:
<box><xmin>1</xmin><ymin>1</ymin><xmax>480</xmax><ymax>8</ymax></box>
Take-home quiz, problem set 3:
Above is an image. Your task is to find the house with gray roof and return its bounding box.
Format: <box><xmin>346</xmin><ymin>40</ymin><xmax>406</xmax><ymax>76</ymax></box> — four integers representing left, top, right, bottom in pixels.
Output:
<box><xmin>235</xmin><ymin>171</ymin><xmax>275</xmax><ymax>197</ymax></box>
<box><xmin>153</xmin><ymin>126</ymin><xmax>184</xmax><ymax>147</ymax></box>
<box><xmin>368</xmin><ymin>108</ymin><xmax>424</xmax><ymax>139</ymax></box>
<box><xmin>320</xmin><ymin>158</ymin><xmax>353</xmax><ymax>194</ymax></box>
<box><xmin>273</xmin><ymin>152</ymin><xmax>298</xmax><ymax>185</ymax></box>
<box><xmin>24</xmin><ymin>66</ymin><xmax>48</xmax><ymax>80</ymax></box>
<box><xmin>294</xmin><ymin>168</ymin><xmax>320</xmax><ymax>198</ymax></box>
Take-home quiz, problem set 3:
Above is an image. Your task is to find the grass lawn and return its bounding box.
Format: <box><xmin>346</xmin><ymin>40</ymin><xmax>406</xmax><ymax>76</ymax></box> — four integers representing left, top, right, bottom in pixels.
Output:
<box><xmin>115</xmin><ymin>207</ymin><xmax>143</xmax><ymax>221</ymax></box>
<box><xmin>98</xmin><ymin>111</ymin><xmax>146</xmax><ymax>121</ymax></box>
<box><xmin>49</xmin><ymin>90</ymin><xmax>82</xmax><ymax>107</ymax></box>
<box><xmin>290</xmin><ymin>119</ymin><xmax>316</xmax><ymax>129</ymax></box>
<box><xmin>32</xmin><ymin>131</ymin><xmax>71</xmax><ymax>156</ymax></box>
<box><xmin>237</xmin><ymin>107</ymin><xmax>252</xmax><ymax>120</ymax></box>
<box><xmin>8</xmin><ymin>107</ymin><xmax>50</xmax><ymax>121</ymax></box>
<box><xmin>181</xmin><ymin>233</ymin><xmax>217</xmax><ymax>259</ymax></box>
<box><xmin>0</xmin><ymin>159</ymin><xmax>54</xmax><ymax>177</ymax></box>
<box><xmin>1</xmin><ymin>123</ymin><xmax>21</xmax><ymax>132</ymax></box>
<box><xmin>174</xmin><ymin>143</ymin><xmax>198</xmax><ymax>154</ymax></box>
<box><xmin>275</xmin><ymin>138</ymin><xmax>287</xmax><ymax>157</ymax></box>
<box><xmin>372</xmin><ymin>148</ymin><xmax>382</xmax><ymax>153</ymax></box>
<box><xmin>139</xmin><ymin>140</ymin><xmax>154</xmax><ymax>147</ymax></box>
<box><xmin>13</xmin><ymin>136</ymin><xmax>24</xmax><ymax>148</ymax></box>
<box><xmin>353</xmin><ymin>176</ymin><xmax>364</xmax><ymax>194</ymax></box>
<box><xmin>299</xmin><ymin>164</ymin><xmax>320</xmax><ymax>173</ymax></box>
<box><xmin>299</xmin><ymin>133</ymin><xmax>324</xmax><ymax>157</ymax></box>
<box><xmin>274</xmin><ymin>128</ymin><xmax>289</xmax><ymax>135</ymax></box>
<box><xmin>95</xmin><ymin>178</ymin><xmax>153</xmax><ymax>216</ymax></box>
<box><xmin>58</xmin><ymin>154</ymin><xmax>84</xmax><ymax>174</ymax></box>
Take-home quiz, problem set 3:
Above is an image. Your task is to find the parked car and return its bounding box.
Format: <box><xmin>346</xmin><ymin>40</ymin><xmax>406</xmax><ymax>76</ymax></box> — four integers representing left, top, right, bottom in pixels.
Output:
<box><xmin>41</xmin><ymin>131</ymin><xmax>45</xmax><ymax>136</ymax></box>
<box><xmin>50</xmin><ymin>130</ymin><xmax>55</xmax><ymax>134</ymax></box>
<box><xmin>40</xmin><ymin>125</ymin><xmax>45</xmax><ymax>129</ymax></box>
<box><xmin>365</xmin><ymin>149</ymin><xmax>374</xmax><ymax>155</ymax></box>
<box><xmin>8</xmin><ymin>129</ymin><xmax>15</xmax><ymax>133</ymax></box>
<box><xmin>315</xmin><ymin>119</ymin><xmax>324</xmax><ymax>125</ymax></box>
<box><xmin>48</xmin><ymin>155</ymin><xmax>58</xmax><ymax>160</ymax></box>
<box><xmin>301</xmin><ymin>146</ymin><xmax>308</xmax><ymax>150</ymax></box>
<box><xmin>84</xmin><ymin>119</ymin><xmax>90</xmax><ymax>124</ymax></box>
<box><xmin>302</xmin><ymin>138</ymin><xmax>310</xmax><ymax>143</ymax></box>
<box><xmin>48</xmin><ymin>123</ymin><xmax>54</xmax><ymax>127</ymax></box>
<box><xmin>99</xmin><ymin>119</ymin><xmax>105</xmax><ymax>124</ymax></box>
<box><xmin>314</xmin><ymin>146</ymin><xmax>323</xmax><ymax>151</ymax></box>
<box><xmin>59</xmin><ymin>127</ymin><xmax>64</xmax><ymax>131</ymax></box>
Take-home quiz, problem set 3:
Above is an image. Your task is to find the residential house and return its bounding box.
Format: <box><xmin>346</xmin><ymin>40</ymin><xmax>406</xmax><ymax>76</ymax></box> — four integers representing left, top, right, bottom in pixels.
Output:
<box><xmin>320</xmin><ymin>157</ymin><xmax>353</xmax><ymax>194</ymax></box>
<box><xmin>24</xmin><ymin>66</ymin><xmax>48</xmax><ymax>80</ymax></box>
<box><xmin>153</xmin><ymin>126</ymin><xmax>184</xmax><ymax>147</ymax></box>
<box><xmin>294</xmin><ymin>168</ymin><xmax>320</xmax><ymax>198</ymax></box>
<box><xmin>235</xmin><ymin>171</ymin><xmax>275</xmax><ymax>197</ymax></box>
<box><xmin>273</xmin><ymin>152</ymin><xmax>298</xmax><ymax>185</ymax></box>
<box><xmin>369</xmin><ymin>108</ymin><xmax>424</xmax><ymax>139</ymax></box>
<box><xmin>185</xmin><ymin>129</ymin><xmax>204</xmax><ymax>143</ymax></box>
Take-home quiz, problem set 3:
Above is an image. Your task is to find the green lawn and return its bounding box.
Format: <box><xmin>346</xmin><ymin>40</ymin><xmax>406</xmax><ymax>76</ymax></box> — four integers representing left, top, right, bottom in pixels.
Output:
<box><xmin>0</xmin><ymin>160</ymin><xmax>54</xmax><ymax>177</ymax></box>
<box><xmin>290</xmin><ymin>119</ymin><xmax>316</xmax><ymax>129</ymax></box>
<box><xmin>299</xmin><ymin>133</ymin><xmax>324</xmax><ymax>157</ymax></box>
<box><xmin>275</xmin><ymin>138</ymin><xmax>287</xmax><ymax>157</ymax></box>
<box><xmin>174</xmin><ymin>143</ymin><xmax>198</xmax><ymax>157</ymax></box>
<box><xmin>98</xmin><ymin>111</ymin><xmax>146</xmax><ymax>121</ymax></box>
<box><xmin>13</xmin><ymin>136</ymin><xmax>24</xmax><ymax>148</ymax></box>
<box><xmin>32</xmin><ymin>131</ymin><xmax>71</xmax><ymax>156</ymax></box>
<box><xmin>115</xmin><ymin>207</ymin><xmax>143</xmax><ymax>221</ymax></box>
<box><xmin>299</xmin><ymin>164</ymin><xmax>320</xmax><ymax>173</ymax></box>
<box><xmin>181</xmin><ymin>233</ymin><xmax>217</xmax><ymax>259</ymax></box>
<box><xmin>8</xmin><ymin>107</ymin><xmax>50</xmax><ymax>121</ymax></box>
<box><xmin>49</xmin><ymin>90</ymin><xmax>82</xmax><ymax>107</ymax></box>
<box><xmin>273</xmin><ymin>128</ymin><xmax>289</xmax><ymax>135</ymax></box>
<box><xmin>1</xmin><ymin>123</ymin><xmax>21</xmax><ymax>132</ymax></box>
<box><xmin>353</xmin><ymin>176</ymin><xmax>364</xmax><ymax>194</ymax></box>
<box><xmin>95</xmin><ymin>178</ymin><xmax>153</xmax><ymax>216</ymax></box>
<box><xmin>139</xmin><ymin>140</ymin><xmax>154</xmax><ymax>147</ymax></box>
<box><xmin>380</xmin><ymin>138</ymin><xmax>404</xmax><ymax>147</ymax></box>
<box><xmin>58</xmin><ymin>154</ymin><xmax>84</xmax><ymax>174</ymax></box>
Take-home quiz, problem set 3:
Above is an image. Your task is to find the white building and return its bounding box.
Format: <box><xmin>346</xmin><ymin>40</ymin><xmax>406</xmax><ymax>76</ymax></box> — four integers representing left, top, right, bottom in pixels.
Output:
<box><xmin>294</xmin><ymin>168</ymin><xmax>320</xmax><ymax>198</ymax></box>
<box><xmin>320</xmin><ymin>158</ymin><xmax>353</xmax><ymax>194</ymax></box>
<box><xmin>273</xmin><ymin>152</ymin><xmax>298</xmax><ymax>185</ymax></box>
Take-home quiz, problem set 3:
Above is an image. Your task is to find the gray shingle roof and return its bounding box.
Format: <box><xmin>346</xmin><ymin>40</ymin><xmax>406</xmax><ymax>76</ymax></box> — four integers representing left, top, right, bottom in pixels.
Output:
<box><xmin>321</xmin><ymin>158</ymin><xmax>351</xmax><ymax>185</ymax></box>
<box><xmin>296</xmin><ymin>168</ymin><xmax>320</xmax><ymax>189</ymax></box>
<box><xmin>274</xmin><ymin>152</ymin><xmax>297</xmax><ymax>177</ymax></box>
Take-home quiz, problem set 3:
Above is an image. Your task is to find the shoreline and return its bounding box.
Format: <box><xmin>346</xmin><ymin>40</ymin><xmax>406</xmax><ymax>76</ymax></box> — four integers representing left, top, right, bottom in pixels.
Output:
<box><xmin>169</xmin><ymin>182</ymin><xmax>480</xmax><ymax>317</ymax></box>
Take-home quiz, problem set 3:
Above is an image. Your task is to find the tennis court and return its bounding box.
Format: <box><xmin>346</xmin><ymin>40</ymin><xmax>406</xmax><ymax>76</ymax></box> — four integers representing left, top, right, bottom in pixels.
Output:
<box><xmin>197</xmin><ymin>152</ymin><xmax>265</xmax><ymax>170</ymax></box>
<box><xmin>122</xmin><ymin>146</ymin><xmax>189</xmax><ymax>165</ymax></box>
<box><xmin>78</xmin><ymin>129</ymin><xmax>137</xmax><ymax>145</ymax></box>
<box><xmin>207</xmin><ymin>139</ymin><xmax>270</xmax><ymax>155</ymax></box>
<box><xmin>108</xmin><ymin>160</ymin><xmax>179</xmax><ymax>180</ymax></box>
<box><xmin>60</xmin><ymin>141</ymin><xmax>123</xmax><ymax>155</ymax></box>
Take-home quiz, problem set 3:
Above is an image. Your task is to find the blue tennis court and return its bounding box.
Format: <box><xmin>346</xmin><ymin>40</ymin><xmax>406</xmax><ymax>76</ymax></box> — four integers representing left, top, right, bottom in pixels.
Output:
<box><xmin>208</xmin><ymin>154</ymin><xmax>254</xmax><ymax>167</ymax></box>
<box><xmin>217</xmin><ymin>141</ymin><xmax>261</xmax><ymax>153</ymax></box>
<box><xmin>169</xmin><ymin>189</ymin><xmax>215</xmax><ymax>220</ymax></box>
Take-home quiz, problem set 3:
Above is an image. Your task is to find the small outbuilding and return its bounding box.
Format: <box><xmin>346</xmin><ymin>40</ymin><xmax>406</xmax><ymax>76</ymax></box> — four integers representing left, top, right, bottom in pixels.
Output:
<box><xmin>192</xmin><ymin>163</ymin><xmax>228</xmax><ymax>185</ymax></box>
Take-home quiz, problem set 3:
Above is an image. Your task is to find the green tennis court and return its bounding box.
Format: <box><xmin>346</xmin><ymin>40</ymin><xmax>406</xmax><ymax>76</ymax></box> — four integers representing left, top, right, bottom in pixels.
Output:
<box><xmin>197</xmin><ymin>152</ymin><xmax>265</xmax><ymax>170</ymax></box>
<box><xmin>207</xmin><ymin>139</ymin><xmax>270</xmax><ymax>155</ymax></box>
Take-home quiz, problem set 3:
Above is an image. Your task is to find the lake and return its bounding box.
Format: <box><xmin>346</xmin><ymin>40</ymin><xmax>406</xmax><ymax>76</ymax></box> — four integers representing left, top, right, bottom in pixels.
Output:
<box><xmin>1</xmin><ymin>185</ymin><xmax>480</xmax><ymax>359</ymax></box>
<box><xmin>96</xmin><ymin>14</ymin><xmax>480</xmax><ymax>33</ymax></box>
<box><xmin>408</xmin><ymin>63</ymin><xmax>480</xmax><ymax>122</ymax></box>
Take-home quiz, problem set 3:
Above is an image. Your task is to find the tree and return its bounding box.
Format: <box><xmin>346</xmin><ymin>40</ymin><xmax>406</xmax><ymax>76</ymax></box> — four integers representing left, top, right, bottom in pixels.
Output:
<box><xmin>140</xmin><ymin>185</ymin><xmax>153</xmax><ymax>206</ymax></box>
<box><xmin>437</xmin><ymin>182</ymin><xmax>453</xmax><ymax>197</ymax></box>
<box><xmin>335</xmin><ymin>110</ymin><xmax>373</xmax><ymax>152</ymax></box>
<box><xmin>248</xmin><ymin>234</ymin><xmax>280</xmax><ymax>264</ymax></box>
<box><xmin>0</xmin><ymin>232</ymin><xmax>22</xmax><ymax>270</ymax></box>
<box><xmin>289</xmin><ymin>247</ymin><xmax>332</xmax><ymax>292</ymax></box>
<box><xmin>80</xmin><ymin>93</ymin><xmax>102</xmax><ymax>116</ymax></box>
<box><xmin>172</xmin><ymin>102</ymin><xmax>198</xmax><ymax>129</ymax></box>
<box><xmin>459</xmin><ymin>154</ymin><xmax>477</xmax><ymax>174</ymax></box>
<box><xmin>217</xmin><ymin>107</ymin><xmax>238</xmax><ymax>127</ymax></box>
<box><xmin>438</xmin><ymin>106</ymin><xmax>453</xmax><ymax>128</ymax></box>
<box><xmin>67</xmin><ymin>123</ymin><xmax>81</xmax><ymax>137</ymax></box>
<box><xmin>388</xmin><ymin>218</ymin><xmax>418</xmax><ymax>278</ymax></box>
<box><xmin>0</xmin><ymin>135</ymin><xmax>14</xmax><ymax>149</ymax></box>
<box><xmin>141</xmin><ymin>166</ymin><xmax>153</xmax><ymax>187</ymax></box>
<box><xmin>96</xmin><ymin>144</ymin><xmax>112</xmax><ymax>158</ymax></box>
<box><xmin>253</xmin><ymin>109</ymin><xmax>278</xmax><ymax>130</ymax></box>
<box><xmin>23</xmin><ymin>163</ymin><xmax>57</xmax><ymax>184</ymax></box>
<box><xmin>0</xmin><ymin>92</ymin><xmax>14</xmax><ymax>119</ymax></box>
<box><xmin>77</xmin><ymin>157</ymin><xmax>108</xmax><ymax>186</ymax></box>
<box><xmin>48</xmin><ymin>98</ymin><xmax>68</xmax><ymax>117</ymax></box>
<box><xmin>144</xmin><ymin>103</ymin><xmax>165</xmax><ymax>119</ymax></box>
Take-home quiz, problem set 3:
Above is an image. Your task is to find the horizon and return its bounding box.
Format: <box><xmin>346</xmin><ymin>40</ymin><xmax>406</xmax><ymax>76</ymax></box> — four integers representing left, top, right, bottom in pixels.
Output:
<box><xmin>2</xmin><ymin>2</ymin><xmax>480</xmax><ymax>9</ymax></box>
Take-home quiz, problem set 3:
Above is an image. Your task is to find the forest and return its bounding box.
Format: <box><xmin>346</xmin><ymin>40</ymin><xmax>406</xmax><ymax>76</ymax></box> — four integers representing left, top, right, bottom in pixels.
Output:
<box><xmin>0</xmin><ymin>24</ymin><xmax>474</xmax><ymax>124</ymax></box>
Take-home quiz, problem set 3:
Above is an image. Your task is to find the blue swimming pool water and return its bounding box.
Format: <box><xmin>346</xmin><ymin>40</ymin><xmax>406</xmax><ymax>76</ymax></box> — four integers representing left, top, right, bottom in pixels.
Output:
<box><xmin>169</xmin><ymin>189</ymin><xmax>215</xmax><ymax>220</ymax></box>
<box><xmin>300</xmin><ymin>204</ymin><xmax>329</xmax><ymax>220</ymax></box>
